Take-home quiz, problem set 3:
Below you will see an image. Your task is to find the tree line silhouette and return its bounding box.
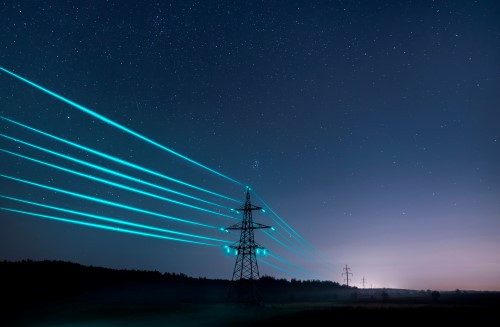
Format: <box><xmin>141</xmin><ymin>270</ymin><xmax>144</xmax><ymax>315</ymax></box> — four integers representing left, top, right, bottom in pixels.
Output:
<box><xmin>0</xmin><ymin>259</ymin><xmax>351</xmax><ymax>307</ymax></box>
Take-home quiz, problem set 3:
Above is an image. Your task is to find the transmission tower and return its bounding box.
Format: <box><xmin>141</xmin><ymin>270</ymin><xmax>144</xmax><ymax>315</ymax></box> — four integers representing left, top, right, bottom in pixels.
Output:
<box><xmin>362</xmin><ymin>276</ymin><xmax>367</xmax><ymax>289</ymax></box>
<box><xmin>225</xmin><ymin>187</ymin><xmax>271</xmax><ymax>304</ymax></box>
<box><xmin>342</xmin><ymin>264</ymin><xmax>353</xmax><ymax>287</ymax></box>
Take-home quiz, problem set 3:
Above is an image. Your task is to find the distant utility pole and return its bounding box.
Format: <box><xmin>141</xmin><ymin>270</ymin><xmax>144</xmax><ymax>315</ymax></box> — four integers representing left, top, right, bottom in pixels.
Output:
<box><xmin>362</xmin><ymin>276</ymin><xmax>367</xmax><ymax>289</ymax></box>
<box><xmin>342</xmin><ymin>264</ymin><xmax>353</xmax><ymax>287</ymax></box>
<box><xmin>225</xmin><ymin>187</ymin><xmax>271</xmax><ymax>305</ymax></box>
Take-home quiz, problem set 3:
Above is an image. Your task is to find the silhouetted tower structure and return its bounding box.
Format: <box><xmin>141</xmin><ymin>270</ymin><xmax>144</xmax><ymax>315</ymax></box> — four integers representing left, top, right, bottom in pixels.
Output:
<box><xmin>342</xmin><ymin>264</ymin><xmax>353</xmax><ymax>287</ymax></box>
<box><xmin>362</xmin><ymin>276</ymin><xmax>367</xmax><ymax>289</ymax></box>
<box><xmin>225</xmin><ymin>187</ymin><xmax>271</xmax><ymax>304</ymax></box>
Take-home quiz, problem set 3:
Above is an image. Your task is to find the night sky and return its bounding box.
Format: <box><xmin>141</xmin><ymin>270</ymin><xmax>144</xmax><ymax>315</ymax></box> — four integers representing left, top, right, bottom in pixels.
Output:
<box><xmin>1</xmin><ymin>1</ymin><xmax>499</xmax><ymax>291</ymax></box>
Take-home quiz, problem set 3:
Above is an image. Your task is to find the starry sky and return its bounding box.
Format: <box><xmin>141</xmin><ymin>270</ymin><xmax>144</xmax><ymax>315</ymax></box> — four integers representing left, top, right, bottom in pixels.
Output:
<box><xmin>1</xmin><ymin>1</ymin><xmax>499</xmax><ymax>291</ymax></box>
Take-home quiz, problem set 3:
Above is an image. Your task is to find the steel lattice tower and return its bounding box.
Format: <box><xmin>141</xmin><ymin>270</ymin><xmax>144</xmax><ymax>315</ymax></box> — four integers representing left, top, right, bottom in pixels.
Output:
<box><xmin>342</xmin><ymin>264</ymin><xmax>353</xmax><ymax>287</ymax></box>
<box><xmin>225</xmin><ymin>187</ymin><xmax>270</xmax><ymax>304</ymax></box>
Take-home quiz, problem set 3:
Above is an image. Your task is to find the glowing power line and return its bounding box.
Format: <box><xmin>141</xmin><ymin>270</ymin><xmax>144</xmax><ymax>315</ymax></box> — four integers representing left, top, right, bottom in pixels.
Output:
<box><xmin>0</xmin><ymin>207</ymin><xmax>219</xmax><ymax>247</ymax></box>
<box><xmin>0</xmin><ymin>132</ymin><xmax>232</xmax><ymax>210</ymax></box>
<box><xmin>0</xmin><ymin>116</ymin><xmax>240</xmax><ymax>203</ymax></box>
<box><xmin>0</xmin><ymin>173</ymin><xmax>216</xmax><ymax>229</ymax></box>
<box><xmin>262</xmin><ymin>229</ymin><xmax>301</xmax><ymax>255</ymax></box>
<box><xmin>0</xmin><ymin>195</ymin><xmax>230</xmax><ymax>244</ymax></box>
<box><xmin>258</xmin><ymin>257</ymin><xmax>307</xmax><ymax>279</ymax></box>
<box><xmin>0</xmin><ymin>68</ymin><xmax>315</xmax><ymax>279</ymax></box>
<box><xmin>267</xmin><ymin>252</ymin><xmax>310</xmax><ymax>275</ymax></box>
<box><xmin>0</xmin><ymin>148</ymin><xmax>237</xmax><ymax>220</ymax></box>
<box><xmin>0</xmin><ymin>67</ymin><xmax>242</xmax><ymax>186</ymax></box>
<box><xmin>254</xmin><ymin>191</ymin><xmax>312</xmax><ymax>249</ymax></box>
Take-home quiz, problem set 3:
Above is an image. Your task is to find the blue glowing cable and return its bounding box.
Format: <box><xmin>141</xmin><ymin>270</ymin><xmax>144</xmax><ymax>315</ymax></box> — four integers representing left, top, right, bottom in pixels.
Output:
<box><xmin>0</xmin><ymin>173</ymin><xmax>216</xmax><ymax>229</ymax></box>
<box><xmin>254</xmin><ymin>191</ymin><xmax>312</xmax><ymax>248</ymax></box>
<box><xmin>0</xmin><ymin>207</ymin><xmax>218</xmax><ymax>247</ymax></box>
<box><xmin>0</xmin><ymin>133</ymin><xmax>232</xmax><ymax>210</ymax></box>
<box><xmin>0</xmin><ymin>66</ymin><xmax>242</xmax><ymax>186</ymax></box>
<box><xmin>0</xmin><ymin>148</ymin><xmax>237</xmax><ymax>220</ymax></box>
<box><xmin>0</xmin><ymin>194</ymin><xmax>231</xmax><ymax>244</ymax></box>
<box><xmin>0</xmin><ymin>116</ymin><xmax>240</xmax><ymax>203</ymax></box>
<box><xmin>267</xmin><ymin>252</ymin><xmax>310</xmax><ymax>275</ymax></box>
<box><xmin>258</xmin><ymin>257</ymin><xmax>307</xmax><ymax>279</ymax></box>
<box><xmin>265</xmin><ymin>225</ymin><xmax>311</xmax><ymax>258</ymax></box>
<box><xmin>262</xmin><ymin>229</ymin><xmax>310</xmax><ymax>260</ymax></box>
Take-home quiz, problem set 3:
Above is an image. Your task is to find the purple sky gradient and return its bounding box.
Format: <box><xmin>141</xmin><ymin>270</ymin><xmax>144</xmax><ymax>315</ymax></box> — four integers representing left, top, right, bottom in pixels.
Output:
<box><xmin>1</xmin><ymin>0</ymin><xmax>499</xmax><ymax>291</ymax></box>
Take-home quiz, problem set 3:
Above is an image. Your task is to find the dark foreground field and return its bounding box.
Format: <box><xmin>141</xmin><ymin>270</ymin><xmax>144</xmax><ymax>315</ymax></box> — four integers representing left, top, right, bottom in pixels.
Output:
<box><xmin>7</xmin><ymin>300</ymin><xmax>500</xmax><ymax>327</ymax></box>
<box><xmin>3</xmin><ymin>260</ymin><xmax>499</xmax><ymax>326</ymax></box>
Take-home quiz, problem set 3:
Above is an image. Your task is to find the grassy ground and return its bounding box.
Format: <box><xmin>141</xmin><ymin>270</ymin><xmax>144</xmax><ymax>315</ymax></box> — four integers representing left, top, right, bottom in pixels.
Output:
<box><xmin>4</xmin><ymin>261</ymin><xmax>498</xmax><ymax>326</ymax></box>
<box><xmin>7</xmin><ymin>299</ymin><xmax>499</xmax><ymax>327</ymax></box>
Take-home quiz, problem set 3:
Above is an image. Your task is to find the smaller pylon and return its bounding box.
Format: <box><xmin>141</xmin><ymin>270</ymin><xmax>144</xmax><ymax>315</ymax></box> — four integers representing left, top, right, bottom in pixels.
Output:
<box><xmin>342</xmin><ymin>264</ymin><xmax>353</xmax><ymax>287</ymax></box>
<box><xmin>362</xmin><ymin>276</ymin><xmax>367</xmax><ymax>289</ymax></box>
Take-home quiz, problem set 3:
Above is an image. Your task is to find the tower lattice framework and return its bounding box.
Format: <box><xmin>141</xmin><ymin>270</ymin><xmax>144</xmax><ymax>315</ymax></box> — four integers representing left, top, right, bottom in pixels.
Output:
<box><xmin>225</xmin><ymin>187</ymin><xmax>270</xmax><ymax>304</ymax></box>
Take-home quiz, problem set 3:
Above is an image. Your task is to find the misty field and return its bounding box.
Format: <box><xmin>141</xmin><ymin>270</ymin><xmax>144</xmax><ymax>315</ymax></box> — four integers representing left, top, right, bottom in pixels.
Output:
<box><xmin>3</xmin><ymin>261</ymin><xmax>499</xmax><ymax>326</ymax></box>
<box><xmin>7</xmin><ymin>300</ymin><xmax>500</xmax><ymax>327</ymax></box>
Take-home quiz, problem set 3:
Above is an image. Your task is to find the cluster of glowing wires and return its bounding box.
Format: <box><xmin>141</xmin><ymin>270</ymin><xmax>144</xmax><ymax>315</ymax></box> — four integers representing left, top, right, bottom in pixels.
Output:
<box><xmin>0</xmin><ymin>67</ymin><xmax>316</xmax><ymax>279</ymax></box>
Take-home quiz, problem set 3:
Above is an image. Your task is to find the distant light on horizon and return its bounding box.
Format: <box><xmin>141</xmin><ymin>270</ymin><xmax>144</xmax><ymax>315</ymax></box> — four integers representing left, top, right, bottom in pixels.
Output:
<box><xmin>1</xmin><ymin>0</ymin><xmax>499</xmax><ymax>291</ymax></box>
